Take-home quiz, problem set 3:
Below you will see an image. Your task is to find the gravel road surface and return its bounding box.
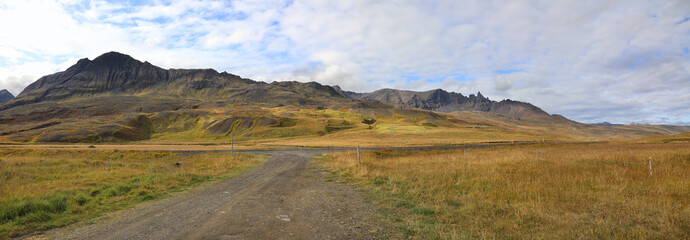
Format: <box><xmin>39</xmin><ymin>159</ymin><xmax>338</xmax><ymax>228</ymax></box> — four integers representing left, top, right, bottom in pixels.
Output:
<box><xmin>30</xmin><ymin>149</ymin><xmax>394</xmax><ymax>240</ymax></box>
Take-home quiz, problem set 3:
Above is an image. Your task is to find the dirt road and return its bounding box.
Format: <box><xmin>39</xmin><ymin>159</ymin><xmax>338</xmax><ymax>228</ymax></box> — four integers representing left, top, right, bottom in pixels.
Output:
<box><xmin>32</xmin><ymin>149</ymin><xmax>394</xmax><ymax>240</ymax></box>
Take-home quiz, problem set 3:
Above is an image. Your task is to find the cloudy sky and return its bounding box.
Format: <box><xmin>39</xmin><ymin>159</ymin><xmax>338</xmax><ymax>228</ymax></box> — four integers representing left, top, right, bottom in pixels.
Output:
<box><xmin>1</xmin><ymin>0</ymin><xmax>689</xmax><ymax>124</ymax></box>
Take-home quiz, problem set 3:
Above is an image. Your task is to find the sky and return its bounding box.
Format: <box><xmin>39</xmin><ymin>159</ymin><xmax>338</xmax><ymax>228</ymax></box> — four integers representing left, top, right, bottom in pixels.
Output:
<box><xmin>0</xmin><ymin>0</ymin><xmax>689</xmax><ymax>125</ymax></box>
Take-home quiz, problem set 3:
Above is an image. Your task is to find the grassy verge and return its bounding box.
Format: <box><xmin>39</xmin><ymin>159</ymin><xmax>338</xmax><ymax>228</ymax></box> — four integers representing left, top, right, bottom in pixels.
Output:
<box><xmin>0</xmin><ymin>149</ymin><xmax>266</xmax><ymax>238</ymax></box>
<box><xmin>317</xmin><ymin>142</ymin><xmax>690</xmax><ymax>239</ymax></box>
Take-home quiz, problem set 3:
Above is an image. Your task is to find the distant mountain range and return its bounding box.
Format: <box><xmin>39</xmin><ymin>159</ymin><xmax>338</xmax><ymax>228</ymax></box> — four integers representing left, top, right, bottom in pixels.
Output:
<box><xmin>2</xmin><ymin>51</ymin><xmax>549</xmax><ymax>120</ymax></box>
<box><xmin>0</xmin><ymin>89</ymin><xmax>14</xmax><ymax>104</ymax></box>
<box><xmin>339</xmin><ymin>88</ymin><xmax>552</xmax><ymax>120</ymax></box>
<box><xmin>0</xmin><ymin>51</ymin><xmax>687</xmax><ymax>143</ymax></box>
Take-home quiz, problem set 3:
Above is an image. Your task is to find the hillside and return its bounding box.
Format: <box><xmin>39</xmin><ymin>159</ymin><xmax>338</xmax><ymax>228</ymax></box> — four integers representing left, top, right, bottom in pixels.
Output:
<box><xmin>0</xmin><ymin>51</ymin><xmax>687</xmax><ymax>144</ymax></box>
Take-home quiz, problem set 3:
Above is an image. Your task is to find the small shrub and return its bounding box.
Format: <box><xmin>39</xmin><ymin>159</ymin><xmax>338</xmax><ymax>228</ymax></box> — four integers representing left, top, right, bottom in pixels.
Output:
<box><xmin>411</xmin><ymin>207</ymin><xmax>435</xmax><ymax>216</ymax></box>
<box><xmin>106</xmin><ymin>184</ymin><xmax>133</xmax><ymax>197</ymax></box>
<box><xmin>421</xmin><ymin>122</ymin><xmax>438</xmax><ymax>127</ymax></box>
<box><xmin>276</xmin><ymin>118</ymin><xmax>297</xmax><ymax>127</ymax></box>
<box><xmin>89</xmin><ymin>188</ymin><xmax>101</xmax><ymax>197</ymax></box>
<box><xmin>396</xmin><ymin>201</ymin><xmax>416</xmax><ymax>209</ymax></box>
<box><xmin>362</xmin><ymin>118</ymin><xmax>376</xmax><ymax>129</ymax></box>
<box><xmin>73</xmin><ymin>194</ymin><xmax>91</xmax><ymax>206</ymax></box>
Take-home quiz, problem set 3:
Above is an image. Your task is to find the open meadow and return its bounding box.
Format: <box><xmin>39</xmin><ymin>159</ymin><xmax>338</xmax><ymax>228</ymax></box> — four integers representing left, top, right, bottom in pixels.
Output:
<box><xmin>318</xmin><ymin>142</ymin><xmax>690</xmax><ymax>239</ymax></box>
<box><xmin>0</xmin><ymin>149</ymin><xmax>265</xmax><ymax>238</ymax></box>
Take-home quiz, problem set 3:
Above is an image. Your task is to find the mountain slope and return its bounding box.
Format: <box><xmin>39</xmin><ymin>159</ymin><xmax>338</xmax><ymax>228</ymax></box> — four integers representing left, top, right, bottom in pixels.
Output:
<box><xmin>343</xmin><ymin>88</ymin><xmax>551</xmax><ymax>120</ymax></box>
<box><xmin>0</xmin><ymin>89</ymin><xmax>14</xmax><ymax>104</ymax></box>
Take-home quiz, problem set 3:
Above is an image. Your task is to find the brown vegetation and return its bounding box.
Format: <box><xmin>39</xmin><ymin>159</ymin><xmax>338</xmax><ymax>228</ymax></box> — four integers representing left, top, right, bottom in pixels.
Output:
<box><xmin>319</xmin><ymin>142</ymin><xmax>690</xmax><ymax>239</ymax></box>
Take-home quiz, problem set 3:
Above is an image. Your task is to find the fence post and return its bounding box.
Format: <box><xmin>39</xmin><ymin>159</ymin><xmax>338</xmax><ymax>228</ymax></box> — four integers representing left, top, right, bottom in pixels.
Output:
<box><xmin>357</xmin><ymin>145</ymin><xmax>361</xmax><ymax>165</ymax></box>
<box><xmin>649</xmin><ymin>156</ymin><xmax>652</xmax><ymax>176</ymax></box>
<box><xmin>108</xmin><ymin>158</ymin><xmax>111</xmax><ymax>172</ymax></box>
<box><xmin>464</xmin><ymin>148</ymin><xmax>467</xmax><ymax>161</ymax></box>
<box><xmin>536</xmin><ymin>149</ymin><xmax>539</xmax><ymax>164</ymax></box>
<box><xmin>231</xmin><ymin>133</ymin><xmax>234</xmax><ymax>157</ymax></box>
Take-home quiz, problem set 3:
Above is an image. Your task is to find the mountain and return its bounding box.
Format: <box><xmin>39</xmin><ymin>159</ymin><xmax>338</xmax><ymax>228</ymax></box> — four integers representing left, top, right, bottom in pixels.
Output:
<box><xmin>0</xmin><ymin>89</ymin><xmax>14</xmax><ymax>104</ymax></box>
<box><xmin>0</xmin><ymin>51</ymin><xmax>547</xmax><ymax>122</ymax></box>
<box><xmin>2</xmin><ymin>51</ymin><xmax>345</xmax><ymax>111</ymax></box>
<box><xmin>343</xmin><ymin>88</ymin><xmax>550</xmax><ymax>120</ymax></box>
<box><xmin>1</xmin><ymin>51</ymin><xmax>688</xmax><ymax>143</ymax></box>
<box><xmin>0</xmin><ymin>52</ymin><xmax>357</xmax><ymax>142</ymax></box>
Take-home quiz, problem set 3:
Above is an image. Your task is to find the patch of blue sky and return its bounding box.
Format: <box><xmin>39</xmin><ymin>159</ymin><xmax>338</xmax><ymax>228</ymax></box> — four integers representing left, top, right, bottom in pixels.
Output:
<box><xmin>0</xmin><ymin>49</ymin><xmax>67</xmax><ymax>68</ymax></box>
<box><xmin>160</xmin><ymin>32</ymin><xmax>205</xmax><ymax>48</ymax></box>
<box><xmin>50</xmin><ymin>54</ymin><xmax>77</xmax><ymax>64</ymax></box>
<box><xmin>513</xmin><ymin>57</ymin><xmax>533</xmax><ymax>65</ymax></box>
<box><xmin>282</xmin><ymin>0</ymin><xmax>296</xmax><ymax>8</ymax></box>
<box><xmin>61</xmin><ymin>0</ymin><xmax>89</xmax><ymax>11</ymax></box>
<box><xmin>403</xmin><ymin>75</ymin><xmax>419</xmax><ymax>83</ymax></box>
<box><xmin>676</xmin><ymin>16</ymin><xmax>690</xmax><ymax>25</ymax></box>
<box><xmin>203</xmin><ymin>9</ymin><xmax>249</xmax><ymax>22</ymax></box>
<box><xmin>104</xmin><ymin>0</ymin><xmax>162</xmax><ymax>7</ymax></box>
<box><xmin>681</xmin><ymin>47</ymin><xmax>689</xmax><ymax>58</ymax></box>
<box><xmin>14</xmin><ymin>49</ymin><xmax>44</xmax><ymax>62</ymax></box>
<box><xmin>495</xmin><ymin>69</ymin><xmax>524</xmax><ymax>74</ymax></box>
<box><xmin>412</xmin><ymin>74</ymin><xmax>475</xmax><ymax>84</ymax></box>
<box><xmin>681</xmin><ymin>47</ymin><xmax>690</xmax><ymax>60</ymax></box>
<box><xmin>144</xmin><ymin>16</ymin><xmax>171</xmax><ymax>24</ymax></box>
<box><xmin>454</xmin><ymin>74</ymin><xmax>476</xmax><ymax>82</ymax></box>
<box><xmin>261</xmin><ymin>51</ymin><xmax>298</xmax><ymax>65</ymax></box>
<box><xmin>424</xmin><ymin>76</ymin><xmax>446</xmax><ymax>83</ymax></box>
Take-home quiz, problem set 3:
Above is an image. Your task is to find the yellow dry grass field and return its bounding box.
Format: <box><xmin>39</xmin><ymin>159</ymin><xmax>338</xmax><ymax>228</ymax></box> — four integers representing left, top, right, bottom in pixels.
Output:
<box><xmin>318</xmin><ymin>142</ymin><xmax>690</xmax><ymax>239</ymax></box>
<box><xmin>0</xmin><ymin>149</ymin><xmax>265</xmax><ymax>238</ymax></box>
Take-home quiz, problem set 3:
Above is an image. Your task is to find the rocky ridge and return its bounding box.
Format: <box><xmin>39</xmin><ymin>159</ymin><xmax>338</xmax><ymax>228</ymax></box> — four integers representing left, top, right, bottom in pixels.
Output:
<box><xmin>339</xmin><ymin>88</ymin><xmax>551</xmax><ymax>120</ymax></box>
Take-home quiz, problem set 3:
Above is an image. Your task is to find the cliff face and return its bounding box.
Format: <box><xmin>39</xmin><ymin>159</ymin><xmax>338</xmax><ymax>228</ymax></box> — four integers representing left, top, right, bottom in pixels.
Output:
<box><xmin>348</xmin><ymin>88</ymin><xmax>550</xmax><ymax>120</ymax></box>
<box><xmin>0</xmin><ymin>89</ymin><xmax>14</xmax><ymax>104</ymax></box>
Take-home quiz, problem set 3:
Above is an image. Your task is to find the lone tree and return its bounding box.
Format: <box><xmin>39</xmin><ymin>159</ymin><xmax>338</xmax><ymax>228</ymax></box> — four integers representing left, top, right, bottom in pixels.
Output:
<box><xmin>362</xmin><ymin>118</ymin><xmax>376</xmax><ymax>129</ymax></box>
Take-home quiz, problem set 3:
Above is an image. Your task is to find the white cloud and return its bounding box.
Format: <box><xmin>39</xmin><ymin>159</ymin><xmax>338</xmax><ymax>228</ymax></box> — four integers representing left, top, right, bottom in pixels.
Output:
<box><xmin>0</xmin><ymin>0</ymin><xmax>688</xmax><ymax>124</ymax></box>
<box><xmin>494</xmin><ymin>76</ymin><xmax>514</xmax><ymax>92</ymax></box>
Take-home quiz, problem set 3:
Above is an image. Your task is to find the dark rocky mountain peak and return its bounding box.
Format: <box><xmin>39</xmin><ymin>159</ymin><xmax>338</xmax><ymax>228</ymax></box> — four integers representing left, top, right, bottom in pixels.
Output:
<box><xmin>3</xmin><ymin>52</ymin><xmax>170</xmax><ymax>110</ymax></box>
<box><xmin>0</xmin><ymin>51</ymin><xmax>353</xmax><ymax>112</ymax></box>
<box><xmin>0</xmin><ymin>89</ymin><xmax>14</xmax><ymax>104</ymax></box>
<box><xmin>476</xmin><ymin>91</ymin><xmax>487</xmax><ymax>100</ymax></box>
<box><xmin>348</xmin><ymin>88</ymin><xmax>550</xmax><ymax>119</ymax></box>
<box><xmin>92</xmin><ymin>51</ymin><xmax>137</xmax><ymax>64</ymax></box>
